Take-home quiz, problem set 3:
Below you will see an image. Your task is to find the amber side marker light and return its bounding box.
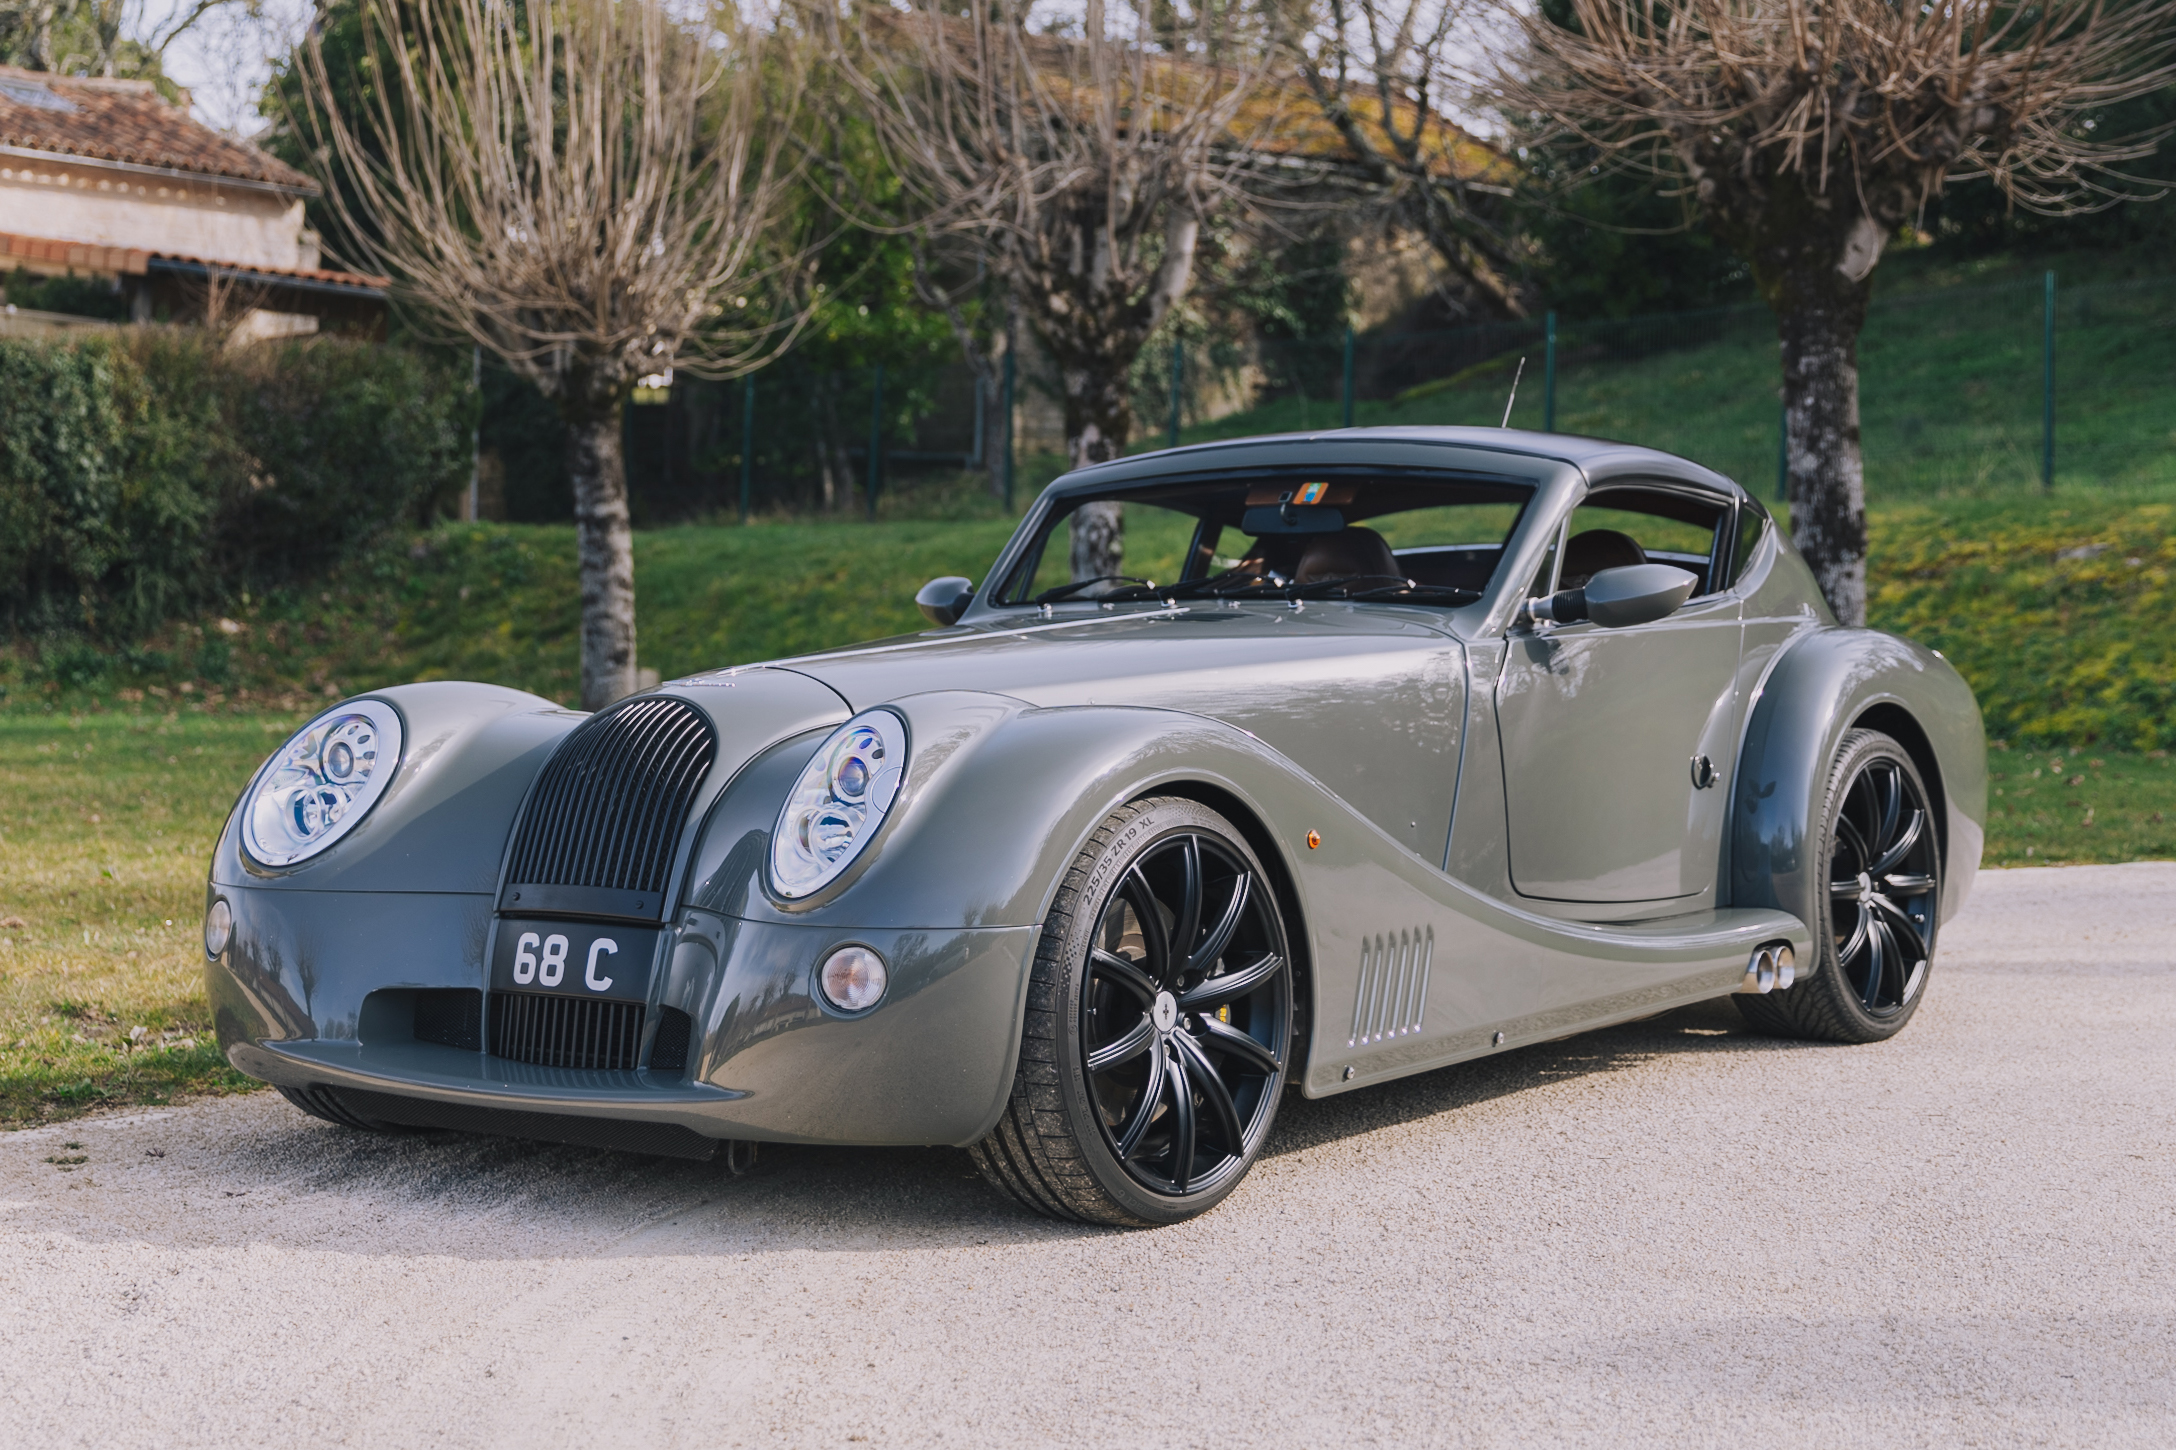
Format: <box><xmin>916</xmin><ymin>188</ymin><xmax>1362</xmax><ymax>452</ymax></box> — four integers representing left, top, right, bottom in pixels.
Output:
<box><xmin>1306</xmin><ymin>830</ymin><xmax>1321</xmax><ymax>850</ymax></box>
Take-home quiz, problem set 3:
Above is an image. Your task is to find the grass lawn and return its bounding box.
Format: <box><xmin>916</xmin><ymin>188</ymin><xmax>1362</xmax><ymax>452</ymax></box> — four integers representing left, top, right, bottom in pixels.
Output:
<box><xmin>0</xmin><ymin>711</ymin><xmax>300</xmax><ymax>1125</ymax></box>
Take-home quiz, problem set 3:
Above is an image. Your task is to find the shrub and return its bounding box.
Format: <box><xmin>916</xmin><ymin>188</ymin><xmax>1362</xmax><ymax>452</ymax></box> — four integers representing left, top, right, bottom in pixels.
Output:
<box><xmin>0</xmin><ymin>329</ymin><xmax>473</xmax><ymax>642</ymax></box>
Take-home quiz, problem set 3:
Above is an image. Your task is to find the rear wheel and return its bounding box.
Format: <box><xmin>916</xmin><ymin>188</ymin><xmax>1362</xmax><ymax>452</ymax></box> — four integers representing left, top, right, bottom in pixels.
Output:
<box><xmin>970</xmin><ymin>797</ymin><xmax>1293</xmax><ymax>1226</ymax></box>
<box><xmin>1737</xmin><ymin>728</ymin><xmax>1941</xmax><ymax>1043</ymax></box>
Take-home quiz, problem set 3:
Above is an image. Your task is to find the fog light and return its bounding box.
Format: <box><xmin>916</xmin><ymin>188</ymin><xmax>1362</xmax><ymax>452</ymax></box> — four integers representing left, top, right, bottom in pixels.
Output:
<box><xmin>818</xmin><ymin>945</ymin><xmax>887</xmax><ymax>1013</ymax></box>
<box><xmin>203</xmin><ymin>899</ymin><xmax>232</xmax><ymax>959</ymax></box>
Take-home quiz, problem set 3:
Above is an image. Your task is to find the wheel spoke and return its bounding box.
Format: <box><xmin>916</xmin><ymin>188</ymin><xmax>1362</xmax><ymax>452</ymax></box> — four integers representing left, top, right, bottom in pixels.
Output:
<box><xmin>1836</xmin><ymin>902</ymin><xmax>1870</xmax><ymax>966</ymax></box>
<box><xmin>1185</xmin><ymin>870</ymin><xmax>1251</xmax><ymax>976</ymax></box>
<box><xmin>1860</xmin><ymin>916</ymin><xmax>1890</xmax><ymax>1011</ymax></box>
<box><xmin>1121</xmin><ymin>867</ymin><xmax>1171</xmax><ymax>982</ymax></box>
<box><xmin>1179</xmin><ymin>952</ymin><xmax>1284</xmax><ymax>1010</ymax></box>
<box><xmin>1193</xmin><ymin>1014</ymin><xmax>1281</xmax><ymax>1076</ymax></box>
<box><xmin>1834</xmin><ymin>814</ymin><xmax>1873</xmax><ymax>877</ymax></box>
<box><xmin>1091</xmin><ymin>949</ymin><xmax>1160</xmax><ymax>1005</ymax></box>
<box><xmin>1871</xmin><ymin>807</ymin><xmax>1925</xmax><ymax>878</ymax></box>
<box><xmin>1166</xmin><ymin>1043</ymin><xmax>1197</xmax><ymax>1192</ymax></box>
<box><xmin>1882</xmin><ymin>872</ymin><xmax>1936</xmax><ymax>896</ymax></box>
<box><xmin>1874</xmin><ymin>764</ymin><xmax>1902</xmax><ymax>851</ymax></box>
<box><xmin>1829</xmin><ymin>878</ymin><xmax>1864</xmax><ymax>899</ymax></box>
<box><xmin>1869</xmin><ymin>893</ymin><xmax>1929</xmax><ymax>963</ymax></box>
<box><xmin>1087</xmin><ymin>1018</ymin><xmax>1154</xmax><ymax>1074</ymax></box>
<box><xmin>1116</xmin><ymin>1038</ymin><xmax>1166</xmax><ymax>1160</ymax></box>
<box><xmin>1168</xmin><ymin>837</ymin><xmax>1203</xmax><ymax>986</ymax></box>
<box><xmin>1173</xmin><ymin>1030</ymin><xmax>1245</xmax><ymax>1156</ymax></box>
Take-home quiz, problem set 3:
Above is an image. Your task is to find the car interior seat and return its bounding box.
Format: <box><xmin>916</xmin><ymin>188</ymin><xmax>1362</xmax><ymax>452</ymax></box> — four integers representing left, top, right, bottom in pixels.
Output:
<box><xmin>1292</xmin><ymin>527</ymin><xmax>1403</xmax><ymax>585</ymax></box>
<box><xmin>1559</xmin><ymin>528</ymin><xmax>1647</xmax><ymax>590</ymax></box>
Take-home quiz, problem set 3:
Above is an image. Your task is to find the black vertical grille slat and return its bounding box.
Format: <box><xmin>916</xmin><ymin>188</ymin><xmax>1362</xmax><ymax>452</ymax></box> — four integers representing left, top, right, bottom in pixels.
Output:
<box><xmin>490</xmin><ymin>991</ymin><xmax>645</xmax><ymax>1071</ymax></box>
<box><xmin>504</xmin><ymin>697</ymin><xmax>716</xmax><ymax>905</ymax></box>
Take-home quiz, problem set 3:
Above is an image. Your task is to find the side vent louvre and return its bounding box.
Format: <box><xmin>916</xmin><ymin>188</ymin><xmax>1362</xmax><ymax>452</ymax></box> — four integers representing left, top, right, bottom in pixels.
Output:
<box><xmin>502</xmin><ymin>696</ymin><xmax>716</xmax><ymax>917</ymax></box>
<box><xmin>1348</xmin><ymin>927</ymin><xmax>1434</xmax><ymax>1047</ymax></box>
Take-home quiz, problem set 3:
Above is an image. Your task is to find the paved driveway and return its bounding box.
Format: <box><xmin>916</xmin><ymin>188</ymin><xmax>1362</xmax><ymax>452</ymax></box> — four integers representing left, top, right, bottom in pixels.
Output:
<box><xmin>2</xmin><ymin>863</ymin><xmax>2171</xmax><ymax>1448</ymax></box>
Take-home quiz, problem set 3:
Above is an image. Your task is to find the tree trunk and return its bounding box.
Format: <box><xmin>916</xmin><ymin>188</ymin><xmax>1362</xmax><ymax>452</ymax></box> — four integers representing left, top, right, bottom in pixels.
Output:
<box><xmin>567</xmin><ymin>406</ymin><xmax>638</xmax><ymax>709</ymax></box>
<box><xmin>1063</xmin><ymin>357</ymin><xmax>1133</xmax><ymax>581</ymax></box>
<box><xmin>1776</xmin><ymin>274</ymin><xmax>1873</xmax><ymax>627</ymax></box>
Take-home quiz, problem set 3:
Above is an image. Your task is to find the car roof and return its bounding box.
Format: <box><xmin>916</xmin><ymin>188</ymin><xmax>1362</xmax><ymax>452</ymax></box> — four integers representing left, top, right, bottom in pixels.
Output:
<box><xmin>1044</xmin><ymin>426</ymin><xmax>1750</xmax><ymax>503</ymax></box>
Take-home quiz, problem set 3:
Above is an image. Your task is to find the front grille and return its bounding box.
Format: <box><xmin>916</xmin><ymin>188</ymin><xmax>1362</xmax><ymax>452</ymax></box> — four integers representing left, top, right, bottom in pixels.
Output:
<box><xmin>1347</xmin><ymin>927</ymin><xmax>1435</xmax><ymax>1047</ymax></box>
<box><xmin>503</xmin><ymin>696</ymin><xmax>716</xmax><ymax>916</ymax></box>
<box><xmin>490</xmin><ymin>991</ymin><xmax>645</xmax><ymax>1071</ymax></box>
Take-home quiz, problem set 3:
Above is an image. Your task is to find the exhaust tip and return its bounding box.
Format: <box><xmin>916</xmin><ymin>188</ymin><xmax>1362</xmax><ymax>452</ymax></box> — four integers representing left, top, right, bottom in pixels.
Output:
<box><xmin>1773</xmin><ymin>943</ymin><xmax>1796</xmax><ymax>990</ymax></box>
<box><xmin>1738</xmin><ymin>946</ymin><xmax>1778</xmax><ymax>994</ymax></box>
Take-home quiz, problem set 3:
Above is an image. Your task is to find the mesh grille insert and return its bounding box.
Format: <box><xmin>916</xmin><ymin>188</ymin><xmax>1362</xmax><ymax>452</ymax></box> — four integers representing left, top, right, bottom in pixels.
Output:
<box><xmin>503</xmin><ymin>696</ymin><xmax>716</xmax><ymax>906</ymax></box>
<box><xmin>490</xmin><ymin>992</ymin><xmax>645</xmax><ymax>1071</ymax></box>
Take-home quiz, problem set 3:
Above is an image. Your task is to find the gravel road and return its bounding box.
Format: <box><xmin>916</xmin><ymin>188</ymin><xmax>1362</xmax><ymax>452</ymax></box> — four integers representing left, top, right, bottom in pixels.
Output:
<box><xmin>2</xmin><ymin>863</ymin><xmax>2171</xmax><ymax>1449</ymax></box>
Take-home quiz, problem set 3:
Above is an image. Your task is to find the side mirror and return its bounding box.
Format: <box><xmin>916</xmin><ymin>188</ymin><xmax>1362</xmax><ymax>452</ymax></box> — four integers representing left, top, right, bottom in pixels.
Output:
<box><xmin>1528</xmin><ymin>563</ymin><xmax>1698</xmax><ymax>630</ymax></box>
<box><xmin>915</xmin><ymin>575</ymin><xmax>975</xmax><ymax>626</ymax></box>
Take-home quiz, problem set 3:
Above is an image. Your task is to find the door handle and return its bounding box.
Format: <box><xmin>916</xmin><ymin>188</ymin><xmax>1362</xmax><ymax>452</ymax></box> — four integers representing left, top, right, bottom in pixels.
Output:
<box><xmin>1690</xmin><ymin>755</ymin><xmax>1717</xmax><ymax>789</ymax></box>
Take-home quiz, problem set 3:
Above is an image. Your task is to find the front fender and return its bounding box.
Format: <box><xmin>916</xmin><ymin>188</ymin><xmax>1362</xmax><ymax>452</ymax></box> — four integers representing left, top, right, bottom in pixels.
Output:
<box><xmin>1731</xmin><ymin>627</ymin><xmax>1987</xmax><ymax>930</ymax></box>
<box><xmin>684</xmin><ymin>692</ymin><xmax>1320</xmax><ymax>934</ymax></box>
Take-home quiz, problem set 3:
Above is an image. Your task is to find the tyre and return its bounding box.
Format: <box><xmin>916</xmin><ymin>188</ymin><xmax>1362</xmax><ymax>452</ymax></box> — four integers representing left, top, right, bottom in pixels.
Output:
<box><xmin>970</xmin><ymin>796</ymin><xmax>1294</xmax><ymax>1226</ymax></box>
<box><xmin>1737</xmin><ymin>728</ymin><xmax>1941</xmax><ymax>1043</ymax></box>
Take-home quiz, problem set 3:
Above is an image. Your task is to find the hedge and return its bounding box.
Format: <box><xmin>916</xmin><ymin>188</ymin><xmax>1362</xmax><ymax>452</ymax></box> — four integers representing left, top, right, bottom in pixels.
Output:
<box><xmin>0</xmin><ymin>329</ymin><xmax>473</xmax><ymax>641</ymax></box>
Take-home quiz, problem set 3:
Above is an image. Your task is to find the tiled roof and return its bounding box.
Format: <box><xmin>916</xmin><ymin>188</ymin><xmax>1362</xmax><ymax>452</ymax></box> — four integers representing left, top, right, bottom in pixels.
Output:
<box><xmin>0</xmin><ymin>65</ymin><xmax>315</xmax><ymax>191</ymax></box>
<box><xmin>1</xmin><ymin>231</ymin><xmax>388</xmax><ymax>291</ymax></box>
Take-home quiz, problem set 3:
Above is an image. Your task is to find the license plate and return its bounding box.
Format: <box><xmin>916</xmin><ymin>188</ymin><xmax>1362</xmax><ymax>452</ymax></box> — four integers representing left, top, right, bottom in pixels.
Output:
<box><xmin>491</xmin><ymin>919</ymin><xmax>659</xmax><ymax>1004</ymax></box>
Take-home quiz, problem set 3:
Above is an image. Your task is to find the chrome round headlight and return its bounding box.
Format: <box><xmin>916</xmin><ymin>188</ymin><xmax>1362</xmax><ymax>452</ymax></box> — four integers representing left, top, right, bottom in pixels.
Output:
<box><xmin>770</xmin><ymin>710</ymin><xmax>906</xmax><ymax>899</ymax></box>
<box><xmin>241</xmin><ymin>699</ymin><xmax>403</xmax><ymax>866</ymax></box>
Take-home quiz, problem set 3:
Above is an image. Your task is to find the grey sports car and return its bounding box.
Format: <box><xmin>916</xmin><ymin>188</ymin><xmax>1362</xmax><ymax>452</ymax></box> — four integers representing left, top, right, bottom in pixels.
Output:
<box><xmin>205</xmin><ymin>426</ymin><xmax>1985</xmax><ymax>1225</ymax></box>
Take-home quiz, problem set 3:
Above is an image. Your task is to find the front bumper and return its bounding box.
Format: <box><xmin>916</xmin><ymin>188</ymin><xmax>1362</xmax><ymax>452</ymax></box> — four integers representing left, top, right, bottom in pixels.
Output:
<box><xmin>208</xmin><ymin>884</ymin><xmax>1038</xmax><ymax>1149</ymax></box>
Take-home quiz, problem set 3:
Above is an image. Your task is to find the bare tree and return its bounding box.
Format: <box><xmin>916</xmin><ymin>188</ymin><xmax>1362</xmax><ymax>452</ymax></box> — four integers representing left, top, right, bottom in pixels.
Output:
<box><xmin>1505</xmin><ymin>0</ymin><xmax>2176</xmax><ymax>624</ymax></box>
<box><xmin>835</xmin><ymin>0</ymin><xmax>1290</xmax><ymax>579</ymax></box>
<box><xmin>1282</xmin><ymin>0</ymin><xmax>1530</xmax><ymax>318</ymax></box>
<box><xmin>295</xmin><ymin>0</ymin><xmax>806</xmax><ymax>706</ymax></box>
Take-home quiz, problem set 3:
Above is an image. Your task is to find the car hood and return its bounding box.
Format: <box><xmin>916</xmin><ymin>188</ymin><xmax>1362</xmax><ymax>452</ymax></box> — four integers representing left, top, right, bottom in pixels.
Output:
<box><xmin>697</xmin><ymin>603</ymin><xmax>1470</xmax><ymax>863</ymax></box>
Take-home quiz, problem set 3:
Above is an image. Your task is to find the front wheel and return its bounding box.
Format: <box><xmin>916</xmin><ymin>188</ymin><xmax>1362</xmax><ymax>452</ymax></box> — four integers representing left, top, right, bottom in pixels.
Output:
<box><xmin>970</xmin><ymin>797</ymin><xmax>1294</xmax><ymax>1226</ymax></box>
<box><xmin>1737</xmin><ymin>728</ymin><xmax>1942</xmax><ymax>1043</ymax></box>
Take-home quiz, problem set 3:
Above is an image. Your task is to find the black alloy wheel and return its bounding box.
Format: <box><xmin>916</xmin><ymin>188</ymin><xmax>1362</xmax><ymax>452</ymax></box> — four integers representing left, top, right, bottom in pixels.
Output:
<box><xmin>971</xmin><ymin>797</ymin><xmax>1294</xmax><ymax>1225</ymax></box>
<box><xmin>1737</xmin><ymin>728</ymin><xmax>1942</xmax><ymax>1043</ymax></box>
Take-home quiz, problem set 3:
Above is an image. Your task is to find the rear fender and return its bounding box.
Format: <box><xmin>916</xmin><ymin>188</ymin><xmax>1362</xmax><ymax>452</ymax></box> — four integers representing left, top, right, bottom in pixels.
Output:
<box><xmin>1731</xmin><ymin>628</ymin><xmax>1987</xmax><ymax>930</ymax></box>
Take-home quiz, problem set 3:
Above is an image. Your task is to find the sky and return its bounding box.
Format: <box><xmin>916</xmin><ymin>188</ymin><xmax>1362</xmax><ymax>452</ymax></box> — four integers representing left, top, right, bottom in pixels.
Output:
<box><xmin>138</xmin><ymin>0</ymin><xmax>313</xmax><ymax>135</ymax></box>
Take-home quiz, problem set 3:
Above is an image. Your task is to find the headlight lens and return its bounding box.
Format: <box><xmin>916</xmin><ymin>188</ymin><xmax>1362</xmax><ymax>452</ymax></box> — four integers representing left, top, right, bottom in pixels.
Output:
<box><xmin>241</xmin><ymin>699</ymin><xmax>403</xmax><ymax>866</ymax></box>
<box><xmin>770</xmin><ymin>710</ymin><xmax>906</xmax><ymax>898</ymax></box>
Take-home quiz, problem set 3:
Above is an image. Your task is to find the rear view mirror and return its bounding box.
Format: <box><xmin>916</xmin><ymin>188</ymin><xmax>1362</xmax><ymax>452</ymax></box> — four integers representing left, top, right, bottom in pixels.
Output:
<box><xmin>915</xmin><ymin>576</ymin><xmax>975</xmax><ymax>626</ymax></box>
<box><xmin>1240</xmin><ymin>504</ymin><xmax>1344</xmax><ymax>535</ymax></box>
<box><xmin>1528</xmin><ymin>563</ymin><xmax>1698</xmax><ymax>630</ymax></box>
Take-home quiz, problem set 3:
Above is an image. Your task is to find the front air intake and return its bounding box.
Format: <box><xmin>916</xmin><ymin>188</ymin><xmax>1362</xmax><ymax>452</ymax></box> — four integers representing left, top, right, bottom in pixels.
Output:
<box><xmin>490</xmin><ymin>991</ymin><xmax>646</xmax><ymax>1071</ymax></box>
<box><xmin>501</xmin><ymin>695</ymin><xmax>716</xmax><ymax>920</ymax></box>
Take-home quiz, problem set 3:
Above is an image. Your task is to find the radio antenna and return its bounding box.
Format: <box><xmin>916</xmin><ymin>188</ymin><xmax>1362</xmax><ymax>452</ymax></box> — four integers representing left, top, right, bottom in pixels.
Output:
<box><xmin>1500</xmin><ymin>357</ymin><xmax>1527</xmax><ymax>428</ymax></box>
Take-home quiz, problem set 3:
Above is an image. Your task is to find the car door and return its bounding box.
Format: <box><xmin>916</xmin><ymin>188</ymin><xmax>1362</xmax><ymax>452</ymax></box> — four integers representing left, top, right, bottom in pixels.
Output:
<box><xmin>1493</xmin><ymin>483</ymin><xmax>1745</xmax><ymax>905</ymax></box>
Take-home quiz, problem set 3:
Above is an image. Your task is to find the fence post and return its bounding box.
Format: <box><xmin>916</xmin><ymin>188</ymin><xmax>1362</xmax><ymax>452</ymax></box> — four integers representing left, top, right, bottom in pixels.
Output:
<box><xmin>1342</xmin><ymin>326</ymin><xmax>1356</xmax><ymax>429</ymax></box>
<box><xmin>1542</xmin><ymin>314</ymin><xmax>1557</xmax><ymax>432</ymax></box>
<box><xmin>738</xmin><ymin>375</ymin><xmax>754</xmax><ymax>524</ymax></box>
<box><xmin>867</xmin><ymin>364</ymin><xmax>884</xmax><ymax>519</ymax></box>
<box><xmin>1169</xmin><ymin>336</ymin><xmax>1183</xmax><ymax>449</ymax></box>
<box><xmin>1002</xmin><ymin>346</ymin><xmax>1016</xmax><ymax>512</ymax></box>
<box><xmin>2042</xmin><ymin>269</ymin><xmax>2056</xmax><ymax>492</ymax></box>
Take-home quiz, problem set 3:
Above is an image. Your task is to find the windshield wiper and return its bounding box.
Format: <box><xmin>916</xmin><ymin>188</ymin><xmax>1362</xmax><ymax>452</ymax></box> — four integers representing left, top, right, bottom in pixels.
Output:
<box><xmin>1031</xmin><ymin>574</ymin><xmax>1154</xmax><ymax>604</ymax></box>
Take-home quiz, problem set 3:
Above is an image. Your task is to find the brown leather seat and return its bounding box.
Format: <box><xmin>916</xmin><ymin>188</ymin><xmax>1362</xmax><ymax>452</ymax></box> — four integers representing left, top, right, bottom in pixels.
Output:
<box><xmin>1560</xmin><ymin>528</ymin><xmax>1646</xmax><ymax>589</ymax></box>
<box><xmin>1293</xmin><ymin>527</ymin><xmax>1402</xmax><ymax>584</ymax></box>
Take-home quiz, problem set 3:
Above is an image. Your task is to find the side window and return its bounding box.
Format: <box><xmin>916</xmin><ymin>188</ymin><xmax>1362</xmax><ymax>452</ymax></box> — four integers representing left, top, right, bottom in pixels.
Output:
<box><xmin>1562</xmin><ymin>486</ymin><xmax>1728</xmax><ymax>595</ymax></box>
<box><xmin>1726</xmin><ymin>498</ymin><xmax>1771</xmax><ymax>590</ymax></box>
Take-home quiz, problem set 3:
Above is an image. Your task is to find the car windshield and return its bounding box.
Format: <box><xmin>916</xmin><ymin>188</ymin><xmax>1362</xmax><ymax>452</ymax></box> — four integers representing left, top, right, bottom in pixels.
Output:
<box><xmin>996</xmin><ymin>472</ymin><xmax>1534</xmax><ymax>607</ymax></box>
